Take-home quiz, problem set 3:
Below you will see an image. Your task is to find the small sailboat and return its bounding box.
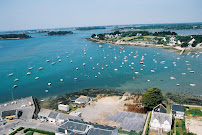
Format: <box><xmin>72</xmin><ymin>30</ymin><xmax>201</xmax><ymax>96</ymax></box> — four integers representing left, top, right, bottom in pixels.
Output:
<box><xmin>90</xmin><ymin>57</ymin><xmax>92</xmax><ymax>60</ymax></box>
<box><xmin>76</xmin><ymin>68</ymin><xmax>79</xmax><ymax>70</ymax></box>
<box><xmin>48</xmin><ymin>83</ymin><xmax>51</xmax><ymax>86</ymax></box>
<box><xmin>83</xmin><ymin>63</ymin><xmax>86</xmax><ymax>66</ymax></box>
<box><xmin>51</xmin><ymin>62</ymin><xmax>55</xmax><ymax>65</ymax></box>
<box><xmin>57</xmin><ymin>56</ymin><xmax>60</xmax><ymax>59</ymax></box>
<box><xmin>114</xmin><ymin>69</ymin><xmax>118</xmax><ymax>71</ymax></box>
<box><xmin>106</xmin><ymin>65</ymin><xmax>108</xmax><ymax>67</ymax></box>
<box><xmin>66</xmin><ymin>56</ymin><xmax>69</xmax><ymax>58</ymax></box>
<box><xmin>135</xmin><ymin>72</ymin><xmax>139</xmax><ymax>75</ymax></box>
<box><xmin>189</xmin><ymin>71</ymin><xmax>195</xmax><ymax>73</ymax></box>
<box><xmin>27</xmin><ymin>72</ymin><xmax>31</xmax><ymax>75</ymax></box>
<box><xmin>8</xmin><ymin>73</ymin><xmax>14</xmax><ymax>76</ymax></box>
<box><xmin>151</xmin><ymin>70</ymin><xmax>155</xmax><ymax>73</ymax></box>
<box><xmin>93</xmin><ymin>67</ymin><xmax>95</xmax><ymax>70</ymax></box>
<box><xmin>70</xmin><ymin>60</ymin><xmax>73</xmax><ymax>63</ymax></box>
<box><xmin>140</xmin><ymin>62</ymin><xmax>144</xmax><ymax>64</ymax></box>
<box><xmin>12</xmin><ymin>85</ymin><xmax>17</xmax><ymax>88</ymax></box>
<box><xmin>38</xmin><ymin>67</ymin><xmax>43</xmax><ymax>70</ymax></box>
<box><xmin>35</xmin><ymin>77</ymin><xmax>39</xmax><ymax>80</ymax></box>
<box><xmin>170</xmin><ymin>77</ymin><xmax>176</xmax><ymax>80</ymax></box>
<box><xmin>190</xmin><ymin>84</ymin><xmax>196</xmax><ymax>87</ymax></box>
<box><xmin>74</xmin><ymin>78</ymin><xmax>78</xmax><ymax>80</ymax></box>
<box><xmin>45</xmin><ymin>90</ymin><xmax>48</xmax><ymax>92</ymax></box>
<box><xmin>101</xmin><ymin>67</ymin><xmax>104</xmax><ymax>70</ymax></box>
<box><xmin>176</xmin><ymin>84</ymin><xmax>180</xmax><ymax>86</ymax></box>
<box><xmin>45</xmin><ymin>60</ymin><xmax>50</xmax><ymax>62</ymax></box>
<box><xmin>14</xmin><ymin>78</ymin><xmax>19</xmax><ymax>82</ymax></box>
<box><xmin>60</xmin><ymin>79</ymin><xmax>63</xmax><ymax>82</ymax></box>
<box><xmin>58</xmin><ymin>59</ymin><xmax>61</xmax><ymax>62</ymax></box>
<box><xmin>28</xmin><ymin>67</ymin><xmax>33</xmax><ymax>70</ymax></box>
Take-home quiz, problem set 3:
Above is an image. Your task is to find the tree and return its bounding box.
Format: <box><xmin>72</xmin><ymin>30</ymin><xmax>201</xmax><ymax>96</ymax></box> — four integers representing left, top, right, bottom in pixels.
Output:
<box><xmin>91</xmin><ymin>34</ymin><xmax>96</xmax><ymax>38</ymax></box>
<box><xmin>142</xmin><ymin>87</ymin><xmax>163</xmax><ymax>110</ymax></box>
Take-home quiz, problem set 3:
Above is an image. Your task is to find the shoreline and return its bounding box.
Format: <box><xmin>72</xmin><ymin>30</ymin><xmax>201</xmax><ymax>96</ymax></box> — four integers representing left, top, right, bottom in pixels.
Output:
<box><xmin>39</xmin><ymin>88</ymin><xmax>202</xmax><ymax>110</ymax></box>
<box><xmin>86</xmin><ymin>38</ymin><xmax>202</xmax><ymax>54</ymax></box>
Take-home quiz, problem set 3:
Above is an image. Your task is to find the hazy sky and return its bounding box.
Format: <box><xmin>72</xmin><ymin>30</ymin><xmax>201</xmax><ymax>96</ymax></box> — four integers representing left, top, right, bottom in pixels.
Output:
<box><xmin>0</xmin><ymin>0</ymin><xmax>202</xmax><ymax>31</ymax></box>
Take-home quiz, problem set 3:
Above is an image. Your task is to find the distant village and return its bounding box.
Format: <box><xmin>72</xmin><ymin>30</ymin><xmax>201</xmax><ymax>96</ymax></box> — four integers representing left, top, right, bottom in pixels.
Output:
<box><xmin>0</xmin><ymin>87</ymin><xmax>201</xmax><ymax>135</ymax></box>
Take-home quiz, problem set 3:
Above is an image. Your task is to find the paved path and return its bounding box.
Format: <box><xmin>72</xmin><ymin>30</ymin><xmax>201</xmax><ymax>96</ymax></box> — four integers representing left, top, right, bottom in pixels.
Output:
<box><xmin>142</xmin><ymin>111</ymin><xmax>151</xmax><ymax>135</ymax></box>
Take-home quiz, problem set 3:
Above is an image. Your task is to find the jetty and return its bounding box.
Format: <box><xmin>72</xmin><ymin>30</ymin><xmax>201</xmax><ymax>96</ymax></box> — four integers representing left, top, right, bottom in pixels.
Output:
<box><xmin>180</xmin><ymin>48</ymin><xmax>185</xmax><ymax>55</ymax></box>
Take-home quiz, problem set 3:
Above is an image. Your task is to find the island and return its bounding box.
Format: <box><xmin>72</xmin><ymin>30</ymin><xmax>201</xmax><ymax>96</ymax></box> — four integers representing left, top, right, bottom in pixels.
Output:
<box><xmin>76</xmin><ymin>26</ymin><xmax>106</xmax><ymax>31</ymax></box>
<box><xmin>47</xmin><ymin>31</ymin><xmax>73</xmax><ymax>36</ymax></box>
<box><xmin>88</xmin><ymin>30</ymin><xmax>202</xmax><ymax>53</ymax></box>
<box><xmin>0</xmin><ymin>34</ymin><xmax>31</xmax><ymax>40</ymax></box>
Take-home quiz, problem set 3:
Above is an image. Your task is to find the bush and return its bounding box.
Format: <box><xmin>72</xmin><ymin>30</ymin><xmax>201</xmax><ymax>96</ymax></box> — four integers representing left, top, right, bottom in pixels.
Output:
<box><xmin>9</xmin><ymin>127</ymin><xmax>24</xmax><ymax>135</ymax></box>
<box><xmin>23</xmin><ymin>128</ymin><xmax>55</xmax><ymax>135</ymax></box>
<box><xmin>25</xmin><ymin>131</ymin><xmax>34</xmax><ymax>135</ymax></box>
<box><xmin>167</xmin><ymin>129</ymin><xmax>174</xmax><ymax>135</ymax></box>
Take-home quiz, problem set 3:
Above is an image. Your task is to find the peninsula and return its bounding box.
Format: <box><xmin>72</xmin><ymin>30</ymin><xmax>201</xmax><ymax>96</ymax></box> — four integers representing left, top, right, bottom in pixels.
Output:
<box><xmin>88</xmin><ymin>30</ymin><xmax>202</xmax><ymax>53</ymax></box>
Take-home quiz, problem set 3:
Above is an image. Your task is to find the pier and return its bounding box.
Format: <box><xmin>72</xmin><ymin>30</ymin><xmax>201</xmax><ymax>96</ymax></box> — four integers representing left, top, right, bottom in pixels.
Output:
<box><xmin>180</xmin><ymin>48</ymin><xmax>185</xmax><ymax>55</ymax></box>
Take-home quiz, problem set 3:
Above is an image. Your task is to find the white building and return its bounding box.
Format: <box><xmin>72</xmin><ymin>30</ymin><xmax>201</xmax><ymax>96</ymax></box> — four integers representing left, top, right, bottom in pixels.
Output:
<box><xmin>58</xmin><ymin>104</ymin><xmax>69</xmax><ymax>112</ymax></box>
<box><xmin>172</xmin><ymin>104</ymin><xmax>185</xmax><ymax>119</ymax></box>
<box><xmin>149</xmin><ymin>111</ymin><xmax>172</xmax><ymax>133</ymax></box>
<box><xmin>75</xmin><ymin>95</ymin><xmax>90</xmax><ymax>104</ymax></box>
<box><xmin>167</xmin><ymin>36</ymin><xmax>176</xmax><ymax>46</ymax></box>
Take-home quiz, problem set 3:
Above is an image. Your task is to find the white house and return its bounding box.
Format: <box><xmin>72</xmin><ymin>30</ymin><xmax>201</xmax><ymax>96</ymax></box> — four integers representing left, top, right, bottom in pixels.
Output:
<box><xmin>75</xmin><ymin>95</ymin><xmax>90</xmax><ymax>104</ymax></box>
<box><xmin>167</xmin><ymin>36</ymin><xmax>176</xmax><ymax>46</ymax></box>
<box><xmin>150</xmin><ymin>111</ymin><xmax>172</xmax><ymax>134</ymax></box>
<box><xmin>172</xmin><ymin>104</ymin><xmax>184</xmax><ymax>119</ymax></box>
<box><xmin>58</xmin><ymin>104</ymin><xmax>69</xmax><ymax>112</ymax></box>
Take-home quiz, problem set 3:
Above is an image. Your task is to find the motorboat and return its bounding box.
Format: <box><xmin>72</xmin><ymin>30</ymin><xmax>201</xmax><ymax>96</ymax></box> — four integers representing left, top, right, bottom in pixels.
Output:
<box><xmin>170</xmin><ymin>77</ymin><xmax>176</xmax><ymax>80</ymax></box>
<box><xmin>60</xmin><ymin>79</ymin><xmax>63</xmax><ymax>82</ymax></box>
<box><xmin>99</xmin><ymin>45</ymin><xmax>103</xmax><ymax>48</ymax></box>
<box><xmin>35</xmin><ymin>77</ymin><xmax>39</xmax><ymax>80</ymax></box>
<box><xmin>14</xmin><ymin>78</ymin><xmax>19</xmax><ymax>82</ymax></box>
<box><xmin>8</xmin><ymin>73</ymin><xmax>14</xmax><ymax>76</ymax></box>
<box><xmin>190</xmin><ymin>84</ymin><xmax>196</xmax><ymax>87</ymax></box>
<box><xmin>12</xmin><ymin>85</ymin><xmax>17</xmax><ymax>88</ymax></box>
<box><xmin>151</xmin><ymin>70</ymin><xmax>155</xmax><ymax>73</ymax></box>
<box><xmin>38</xmin><ymin>67</ymin><xmax>43</xmax><ymax>70</ymax></box>
<box><xmin>27</xmin><ymin>72</ymin><xmax>31</xmax><ymax>75</ymax></box>
<box><xmin>51</xmin><ymin>62</ymin><xmax>55</xmax><ymax>65</ymax></box>
<box><xmin>48</xmin><ymin>83</ymin><xmax>51</xmax><ymax>86</ymax></box>
<box><xmin>83</xmin><ymin>63</ymin><xmax>86</xmax><ymax>66</ymax></box>
<box><xmin>45</xmin><ymin>60</ymin><xmax>50</xmax><ymax>62</ymax></box>
<box><xmin>114</xmin><ymin>69</ymin><xmax>118</xmax><ymax>71</ymax></box>
<box><xmin>76</xmin><ymin>68</ymin><xmax>79</xmax><ymax>70</ymax></box>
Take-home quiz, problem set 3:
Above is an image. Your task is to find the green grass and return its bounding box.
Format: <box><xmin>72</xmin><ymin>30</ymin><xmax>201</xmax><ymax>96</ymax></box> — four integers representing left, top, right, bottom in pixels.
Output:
<box><xmin>23</xmin><ymin>128</ymin><xmax>55</xmax><ymax>135</ymax></box>
<box><xmin>175</xmin><ymin>119</ymin><xmax>186</xmax><ymax>135</ymax></box>
<box><xmin>118</xmin><ymin>129</ymin><xmax>142</xmax><ymax>135</ymax></box>
<box><xmin>185</xmin><ymin>109</ymin><xmax>202</xmax><ymax>117</ymax></box>
<box><xmin>9</xmin><ymin>127</ymin><xmax>24</xmax><ymax>135</ymax></box>
<box><xmin>25</xmin><ymin>131</ymin><xmax>34</xmax><ymax>135</ymax></box>
<box><xmin>121</xmin><ymin>36</ymin><xmax>137</xmax><ymax>41</ymax></box>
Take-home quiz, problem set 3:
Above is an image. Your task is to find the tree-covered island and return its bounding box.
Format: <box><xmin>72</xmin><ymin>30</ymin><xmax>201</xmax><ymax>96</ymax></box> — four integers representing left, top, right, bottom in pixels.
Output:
<box><xmin>47</xmin><ymin>31</ymin><xmax>73</xmax><ymax>36</ymax></box>
<box><xmin>88</xmin><ymin>30</ymin><xmax>202</xmax><ymax>52</ymax></box>
<box><xmin>76</xmin><ymin>26</ymin><xmax>106</xmax><ymax>31</ymax></box>
<box><xmin>0</xmin><ymin>34</ymin><xmax>31</xmax><ymax>40</ymax></box>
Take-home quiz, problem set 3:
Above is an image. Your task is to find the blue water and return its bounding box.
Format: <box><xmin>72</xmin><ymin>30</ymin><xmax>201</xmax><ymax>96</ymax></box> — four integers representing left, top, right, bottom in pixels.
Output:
<box><xmin>0</xmin><ymin>30</ymin><xmax>202</xmax><ymax>103</ymax></box>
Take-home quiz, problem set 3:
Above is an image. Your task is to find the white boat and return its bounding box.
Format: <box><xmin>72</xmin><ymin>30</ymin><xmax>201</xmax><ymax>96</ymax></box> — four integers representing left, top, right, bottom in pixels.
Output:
<box><xmin>188</xmin><ymin>68</ymin><xmax>192</xmax><ymax>70</ymax></box>
<box><xmin>28</xmin><ymin>67</ymin><xmax>33</xmax><ymax>70</ymax></box>
<box><xmin>97</xmin><ymin>63</ymin><xmax>99</xmax><ymax>66</ymax></box>
<box><xmin>104</xmin><ymin>57</ymin><xmax>106</xmax><ymax>59</ymax></box>
<box><xmin>90</xmin><ymin>57</ymin><xmax>92</xmax><ymax>60</ymax></box>
<box><xmin>12</xmin><ymin>85</ymin><xmax>17</xmax><ymax>88</ymax></box>
<box><xmin>185</xmin><ymin>61</ymin><xmax>189</xmax><ymax>63</ymax></box>
<box><xmin>189</xmin><ymin>71</ymin><xmax>195</xmax><ymax>73</ymax></box>
<box><xmin>140</xmin><ymin>62</ymin><xmax>144</xmax><ymax>64</ymax></box>
<box><xmin>129</xmin><ymin>54</ymin><xmax>131</xmax><ymax>56</ymax></box>
<box><xmin>170</xmin><ymin>77</ymin><xmax>176</xmax><ymax>80</ymax></box>
<box><xmin>38</xmin><ymin>67</ymin><xmax>43</xmax><ymax>70</ymax></box>
<box><xmin>122</xmin><ymin>62</ymin><xmax>124</xmax><ymax>65</ymax></box>
<box><xmin>177</xmin><ymin>57</ymin><xmax>180</xmax><ymax>60</ymax></box>
<box><xmin>176</xmin><ymin>84</ymin><xmax>180</xmax><ymax>86</ymax></box>
<box><xmin>190</xmin><ymin>84</ymin><xmax>196</xmax><ymax>87</ymax></box>
<box><xmin>98</xmin><ymin>72</ymin><xmax>101</xmax><ymax>75</ymax></box>
<box><xmin>35</xmin><ymin>77</ymin><xmax>39</xmax><ymax>80</ymax></box>
<box><xmin>70</xmin><ymin>60</ymin><xmax>73</xmax><ymax>63</ymax></box>
<box><xmin>48</xmin><ymin>83</ymin><xmax>51</xmax><ymax>86</ymax></box>
<box><xmin>141</xmin><ymin>69</ymin><xmax>143</xmax><ymax>71</ymax></box>
<box><xmin>164</xmin><ymin>66</ymin><xmax>168</xmax><ymax>69</ymax></box>
<box><xmin>114</xmin><ymin>56</ymin><xmax>117</xmax><ymax>59</ymax></box>
<box><xmin>135</xmin><ymin>72</ymin><xmax>139</xmax><ymax>74</ymax></box>
<box><xmin>131</xmin><ymin>62</ymin><xmax>134</xmax><ymax>65</ymax></box>
<box><xmin>174</xmin><ymin>64</ymin><xmax>177</xmax><ymax>66</ymax></box>
<box><xmin>45</xmin><ymin>60</ymin><xmax>50</xmax><ymax>62</ymax></box>
<box><xmin>76</xmin><ymin>68</ymin><xmax>79</xmax><ymax>70</ymax></box>
<box><xmin>27</xmin><ymin>72</ymin><xmax>31</xmax><ymax>75</ymax></box>
<box><xmin>57</xmin><ymin>56</ymin><xmax>60</xmax><ymax>59</ymax></box>
<box><xmin>124</xmin><ymin>60</ymin><xmax>128</xmax><ymax>62</ymax></box>
<box><xmin>133</xmin><ymin>56</ymin><xmax>137</xmax><ymax>58</ymax></box>
<box><xmin>143</xmin><ymin>65</ymin><xmax>146</xmax><ymax>67</ymax></box>
<box><xmin>45</xmin><ymin>90</ymin><xmax>48</xmax><ymax>92</ymax></box>
<box><xmin>106</xmin><ymin>65</ymin><xmax>108</xmax><ymax>67</ymax></box>
<box><xmin>58</xmin><ymin>59</ymin><xmax>61</xmax><ymax>62</ymax></box>
<box><xmin>129</xmin><ymin>65</ymin><xmax>131</xmax><ymax>67</ymax></box>
<box><xmin>182</xmin><ymin>73</ymin><xmax>186</xmax><ymax>75</ymax></box>
<box><xmin>114</xmin><ymin>69</ymin><xmax>118</xmax><ymax>71</ymax></box>
<box><xmin>8</xmin><ymin>73</ymin><xmax>14</xmax><ymax>76</ymax></box>
<box><xmin>51</xmin><ymin>62</ymin><xmax>55</xmax><ymax>65</ymax></box>
<box><xmin>99</xmin><ymin>45</ymin><xmax>103</xmax><ymax>48</ymax></box>
<box><xmin>66</xmin><ymin>56</ymin><xmax>69</xmax><ymax>58</ymax></box>
<box><xmin>60</xmin><ymin>79</ymin><xmax>63</xmax><ymax>82</ymax></box>
<box><xmin>84</xmin><ymin>52</ymin><xmax>86</xmax><ymax>55</ymax></box>
<box><xmin>120</xmin><ymin>65</ymin><xmax>123</xmax><ymax>68</ymax></box>
<box><xmin>147</xmin><ymin>80</ymin><xmax>150</xmax><ymax>82</ymax></box>
<box><xmin>95</xmin><ymin>76</ymin><xmax>97</xmax><ymax>78</ymax></box>
<box><xmin>74</xmin><ymin>78</ymin><xmax>77</xmax><ymax>80</ymax></box>
<box><xmin>151</xmin><ymin>70</ymin><xmax>155</xmax><ymax>73</ymax></box>
<box><xmin>186</xmin><ymin>64</ymin><xmax>191</xmax><ymax>66</ymax></box>
<box><xmin>101</xmin><ymin>67</ymin><xmax>104</xmax><ymax>70</ymax></box>
<box><xmin>83</xmin><ymin>63</ymin><xmax>86</xmax><ymax>66</ymax></box>
<box><xmin>14</xmin><ymin>78</ymin><xmax>19</xmax><ymax>82</ymax></box>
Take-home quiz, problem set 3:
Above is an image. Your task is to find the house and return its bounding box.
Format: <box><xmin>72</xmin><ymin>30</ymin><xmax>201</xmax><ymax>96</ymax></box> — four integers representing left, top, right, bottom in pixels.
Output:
<box><xmin>55</xmin><ymin>119</ymin><xmax>118</xmax><ymax>135</ymax></box>
<box><xmin>1</xmin><ymin>110</ymin><xmax>20</xmax><ymax>121</ymax></box>
<box><xmin>172</xmin><ymin>104</ymin><xmax>184</xmax><ymax>119</ymax></box>
<box><xmin>48</xmin><ymin>111</ymin><xmax>59</xmax><ymax>123</ymax></box>
<box><xmin>69</xmin><ymin>111</ymin><xmax>82</xmax><ymax>117</ymax></box>
<box><xmin>153</xmin><ymin>104</ymin><xmax>167</xmax><ymax>113</ymax></box>
<box><xmin>56</xmin><ymin>113</ymin><xmax>82</xmax><ymax>125</ymax></box>
<box><xmin>150</xmin><ymin>111</ymin><xmax>172</xmax><ymax>134</ymax></box>
<box><xmin>58</xmin><ymin>104</ymin><xmax>69</xmax><ymax>112</ymax></box>
<box><xmin>38</xmin><ymin>109</ymin><xmax>81</xmax><ymax>125</ymax></box>
<box><xmin>167</xmin><ymin>36</ymin><xmax>176</xmax><ymax>46</ymax></box>
<box><xmin>75</xmin><ymin>95</ymin><xmax>90</xmax><ymax>104</ymax></box>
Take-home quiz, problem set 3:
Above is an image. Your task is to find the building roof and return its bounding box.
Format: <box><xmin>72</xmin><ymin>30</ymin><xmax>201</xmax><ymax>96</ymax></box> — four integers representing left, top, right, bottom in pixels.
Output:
<box><xmin>38</xmin><ymin>109</ymin><xmax>52</xmax><ymax>118</ymax></box>
<box><xmin>150</xmin><ymin>112</ymin><xmax>172</xmax><ymax>125</ymax></box>
<box><xmin>153</xmin><ymin>104</ymin><xmax>167</xmax><ymax>113</ymax></box>
<box><xmin>75</xmin><ymin>96</ymin><xmax>89</xmax><ymax>103</ymax></box>
<box><xmin>48</xmin><ymin>111</ymin><xmax>59</xmax><ymax>119</ymax></box>
<box><xmin>87</xmin><ymin>128</ymin><xmax>113</xmax><ymax>135</ymax></box>
<box><xmin>172</xmin><ymin>104</ymin><xmax>184</xmax><ymax>113</ymax></box>
<box><xmin>56</xmin><ymin>113</ymin><xmax>81</xmax><ymax>121</ymax></box>
<box><xmin>1</xmin><ymin>110</ymin><xmax>17</xmax><ymax>117</ymax></box>
<box><xmin>57</xmin><ymin>119</ymin><xmax>116</xmax><ymax>135</ymax></box>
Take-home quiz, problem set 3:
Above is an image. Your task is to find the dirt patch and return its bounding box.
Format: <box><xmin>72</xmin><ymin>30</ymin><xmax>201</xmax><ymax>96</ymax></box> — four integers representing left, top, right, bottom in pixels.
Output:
<box><xmin>185</xmin><ymin>117</ymin><xmax>202</xmax><ymax>134</ymax></box>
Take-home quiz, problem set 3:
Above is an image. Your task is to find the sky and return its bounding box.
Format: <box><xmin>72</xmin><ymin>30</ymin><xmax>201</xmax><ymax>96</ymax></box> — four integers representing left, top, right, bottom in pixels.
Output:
<box><xmin>0</xmin><ymin>0</ymin><xmax>202</xmax><ymax>31</ymax></box>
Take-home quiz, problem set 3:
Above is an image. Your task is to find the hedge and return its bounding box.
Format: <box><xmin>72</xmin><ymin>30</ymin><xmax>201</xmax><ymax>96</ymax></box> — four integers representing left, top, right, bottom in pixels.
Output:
<box><xmin>23</xmin><ymin>128</ymin><xmax>55</xmax><ymax>135</ymax></box>
<box><xmin>9</xmin><ymin>127</ymin><xmax>24</xmax><ymax>135</ymax></box>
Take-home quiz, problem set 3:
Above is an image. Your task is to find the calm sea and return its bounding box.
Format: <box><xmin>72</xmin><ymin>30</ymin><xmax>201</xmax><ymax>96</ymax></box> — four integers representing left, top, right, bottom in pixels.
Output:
<box><xmin>0</xmin><ymin>29</ymin><xmax>201</xmax><ymax>103</ymax></box>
